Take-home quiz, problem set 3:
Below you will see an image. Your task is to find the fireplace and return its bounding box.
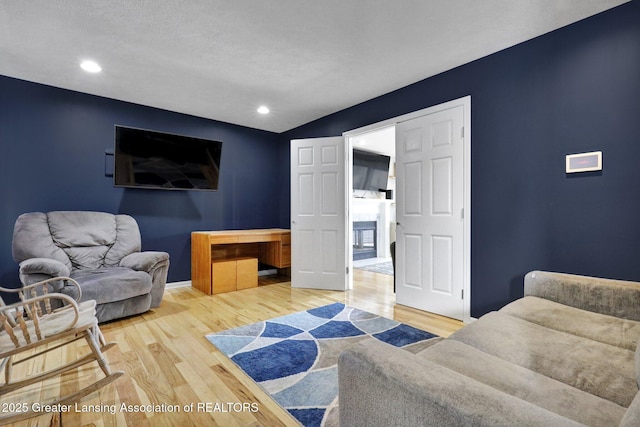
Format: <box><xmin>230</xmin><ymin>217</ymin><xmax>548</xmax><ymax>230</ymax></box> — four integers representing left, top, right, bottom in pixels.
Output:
<box><xmin>353</xmin><ymin>220</ymin><xmax>377</xmax><ymax>260</ymax></box>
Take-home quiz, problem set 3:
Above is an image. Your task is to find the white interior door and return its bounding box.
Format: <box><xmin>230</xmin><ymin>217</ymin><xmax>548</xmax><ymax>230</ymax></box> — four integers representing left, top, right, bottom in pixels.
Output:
<box><xmin>291</xmin><ymin>137</ymin><xmax>348</xmax><ymax>290</ymax></box>
<box><xmin>395</xmin><ymin>105</ymin><xmax>466</xmax><ymax>320</ymax></box>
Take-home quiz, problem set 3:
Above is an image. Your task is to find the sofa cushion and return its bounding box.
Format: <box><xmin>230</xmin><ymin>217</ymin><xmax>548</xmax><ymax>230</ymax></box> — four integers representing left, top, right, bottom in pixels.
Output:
<box><xmin>448</xmin><ymin>311</ymin><xmax>637</xmax><ymax>407</ymax></box>
<box><xmin>339</xmin><ymin>339</ymin><xmax>585</xmax><ymax>427</ymax></box>
<box><xmin>417</xmin><ymin>339</ymin><xmax>626</xmax><ymax>426</ymax></box>
<box><xmin>500</xmin><ymin>296</ymin><xmax>640</xmax><ymax>351</ymax></box>
<box><xmin>69</xmin><ymin>267</ymin><xmax>152</xmax><ymax>305</ymax></box>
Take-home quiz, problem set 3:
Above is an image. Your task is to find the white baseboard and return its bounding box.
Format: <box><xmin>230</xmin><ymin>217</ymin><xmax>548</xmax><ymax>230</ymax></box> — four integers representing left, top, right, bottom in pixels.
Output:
<box><xmin>165</xmin><ymin>280</ymin><xmax>192</xmax><ymax>290</ymax></box>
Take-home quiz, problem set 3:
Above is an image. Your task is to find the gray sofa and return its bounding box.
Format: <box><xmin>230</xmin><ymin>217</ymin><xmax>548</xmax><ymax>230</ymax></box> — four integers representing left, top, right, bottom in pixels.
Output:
<box><xmin>339</xmin><ymin>270</ymin><xmax>640</xmax><ymax>426</ymax></box>
<box><xmin>12</xmin><ymin>211</ymin><xmax>170</xmax><ymax>323</ymax></box>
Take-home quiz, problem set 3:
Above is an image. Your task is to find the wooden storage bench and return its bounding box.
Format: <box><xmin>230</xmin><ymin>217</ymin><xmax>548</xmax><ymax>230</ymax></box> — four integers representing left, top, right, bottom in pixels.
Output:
<box><xmin>211</xmin><ymin>257</ymin><xmax>258</xmax><ymax>294</ymax></box>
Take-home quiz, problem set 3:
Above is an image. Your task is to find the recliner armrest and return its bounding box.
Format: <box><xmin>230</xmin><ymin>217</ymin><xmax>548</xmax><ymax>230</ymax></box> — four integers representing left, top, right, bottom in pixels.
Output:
<box><xmin>120</xmin><ymin>251</ymin><xmax>170</xmax><ymax>273</ymax></box>
<box><xmin>19</xmin><ymin>258</ymin><xmax>71</xmax><ymax>284</ymax></box>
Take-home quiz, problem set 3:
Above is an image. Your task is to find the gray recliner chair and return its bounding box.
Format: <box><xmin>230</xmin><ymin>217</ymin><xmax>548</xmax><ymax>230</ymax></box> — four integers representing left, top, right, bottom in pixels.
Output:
<box><xmin>12</xmin><ymin>211</ymin><xmax>170</xmax><ymax>323</ymax></box>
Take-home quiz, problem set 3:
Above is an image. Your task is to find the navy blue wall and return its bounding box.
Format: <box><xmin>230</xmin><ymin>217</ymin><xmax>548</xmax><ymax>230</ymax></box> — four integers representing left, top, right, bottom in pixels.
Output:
<box><xmin>280</xmin><ymin>2</ymin><xmax>640</xmax><ymax>317</ymax></box>
<box><xmin>0</xmin><ymin>77</ymin><xmax>282</xmax><ymax>290</ymax></box>
<box><xmin>3</xmin><ymin>3</ymin><xmax>639</xmax><ymax>318</ymax></box>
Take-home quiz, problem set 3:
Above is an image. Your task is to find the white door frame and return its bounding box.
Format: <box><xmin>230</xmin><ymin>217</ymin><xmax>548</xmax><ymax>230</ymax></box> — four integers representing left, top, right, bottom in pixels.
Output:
<box><xmin>344</xmin><ymin>96</ymin><xmax>471</xmax><ymax>323</ymax></box>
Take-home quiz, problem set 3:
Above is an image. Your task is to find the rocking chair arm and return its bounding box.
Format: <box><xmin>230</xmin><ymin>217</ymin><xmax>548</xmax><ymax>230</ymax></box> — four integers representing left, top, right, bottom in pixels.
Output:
<box><xmin>0</xmin><ymin>292</ymin><xmax>81</xmax><ymax>334</ymax></box>
<box><xmin>0</xmin><ymin>277</ymin><xmax>82</xmax><ymax>303</ymax></box>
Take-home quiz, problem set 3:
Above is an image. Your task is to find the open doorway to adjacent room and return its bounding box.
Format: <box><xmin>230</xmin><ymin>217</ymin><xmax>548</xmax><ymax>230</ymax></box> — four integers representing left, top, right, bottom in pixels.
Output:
<box><xmin>348</xmin><ymin>126</ymin><xmax>396</xmax><ymax>279</ymax></box>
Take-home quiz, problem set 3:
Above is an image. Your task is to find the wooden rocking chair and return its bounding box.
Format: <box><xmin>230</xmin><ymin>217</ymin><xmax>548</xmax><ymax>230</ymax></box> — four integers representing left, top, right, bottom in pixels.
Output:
<box><xmin>0</xmin><ymin>277</ymin><xmax>124</xmax><ymax>425</ymax></box>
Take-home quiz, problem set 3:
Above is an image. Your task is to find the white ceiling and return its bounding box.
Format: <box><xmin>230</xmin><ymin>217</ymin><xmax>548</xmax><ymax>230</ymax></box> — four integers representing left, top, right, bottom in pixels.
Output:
<box><xmin>352</xmin><ymin>126</ymin><xmax>396</xmax><ymax>157</ymax></box>
<box><xmin>0</xmin><ymin>1</ymin><xmax>629</xmax><ymax>133</ymax></box>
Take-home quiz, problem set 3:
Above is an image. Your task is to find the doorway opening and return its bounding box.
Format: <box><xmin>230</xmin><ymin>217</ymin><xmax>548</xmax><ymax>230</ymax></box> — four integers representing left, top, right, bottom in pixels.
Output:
<box><xmin>348</xmin><ymin>125</ymin><xmax>396</xmax><ymax>275</ymax></box>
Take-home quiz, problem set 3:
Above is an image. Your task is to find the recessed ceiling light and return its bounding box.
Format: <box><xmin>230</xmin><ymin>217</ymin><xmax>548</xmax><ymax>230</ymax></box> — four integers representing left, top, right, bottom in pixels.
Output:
<box><xmin>80</xmin><ymin>60</ymin><xmax>102</xmax><ymax>73</ymax></box>
<box><xmin>257</xmin><ymin>106</ymin><xmax>270</xmax><ymax>115</ymax></box>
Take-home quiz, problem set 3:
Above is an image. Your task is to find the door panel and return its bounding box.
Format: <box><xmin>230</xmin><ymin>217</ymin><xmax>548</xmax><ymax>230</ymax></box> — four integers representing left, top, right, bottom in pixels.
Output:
<box><xmin>298</xmin><ymin>173</ymin><xmax>314</xmax><ymax>215</ymax></box>
<box><xmin>396</xmin><ymin>105</ymin><xmax>465</xmax><ymax>320</ymax></box>
<box><xmin>432</xmin><ymin>157</ymin><xmax>453</xmax><ymax>215</ymax></box>
<box><xmin>404</xmin><ymin>161</ymin><xmax>422</xmax><ymax>215</ymax></box>
<box><xmin>404</xmin><ymin>234</ymin><xmax>422</xmax><ymax>287</ymax></box>
<box><xmin>322</xmin><ymin>173</ymin><xmax>338</xmax><ymax>214</ymax></box>
<box><xmin>431</xmin><ymin>235</ymin><xmax>453</xmax><ymax>294</ymax></box>
<box><xmin>291</xmin><ymin>137</ymin><xmax>347</xmax><ymax>291</ymax></box>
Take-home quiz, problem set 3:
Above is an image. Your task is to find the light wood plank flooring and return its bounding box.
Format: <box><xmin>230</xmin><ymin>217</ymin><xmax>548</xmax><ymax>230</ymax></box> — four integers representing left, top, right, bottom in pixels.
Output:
<box><xmin>3</xmin><ymin>269</ymin><xmax>463</xmax><ymax>427</ymax></box>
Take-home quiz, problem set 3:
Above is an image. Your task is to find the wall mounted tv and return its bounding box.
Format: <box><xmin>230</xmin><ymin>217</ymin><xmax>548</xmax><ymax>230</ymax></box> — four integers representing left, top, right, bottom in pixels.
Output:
<box><xmin>114</xmin><ymin>126</ymin><xmax>222</xmax><ymax>191</ymax></box>
<box><xmin>353</xmin><ymin>149</ymin><xmax>391</xmax><ymax>192</ymax></box>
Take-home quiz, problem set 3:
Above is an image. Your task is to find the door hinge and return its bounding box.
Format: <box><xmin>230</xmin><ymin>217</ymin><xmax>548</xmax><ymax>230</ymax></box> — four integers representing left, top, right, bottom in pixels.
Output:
<box><xmin>346</xmin><ymin>267</ymin><xmax>349</xmax><ymax>275</ymax></box>
<box><xmin>461</xmin><ymin>289</ymin><xmax>464</xmax><ymax>299</ymax></box>
<box><xmin>461</xmin><ymin>208</ymin><xmax>464</xmax><ymax>219</ymax></box>
<box><xmin>461</xmin><ymin>126</ymin><xmax>464</xmax><ymax>138</ymax></box>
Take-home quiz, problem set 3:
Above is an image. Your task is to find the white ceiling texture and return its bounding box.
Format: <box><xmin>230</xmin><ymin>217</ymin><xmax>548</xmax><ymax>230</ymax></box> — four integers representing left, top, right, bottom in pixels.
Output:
<box><xmin>0</xmin><ymin>1</ymin><xmax>629</xmax><ymax>133</ymax></box>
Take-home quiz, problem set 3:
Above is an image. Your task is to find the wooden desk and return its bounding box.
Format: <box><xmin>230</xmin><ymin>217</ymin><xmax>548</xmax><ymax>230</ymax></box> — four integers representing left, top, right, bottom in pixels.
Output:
<box><xmin>191</xmin><ymin>229</ymin><xmax>291</xmax><ymax>295</ymax></box>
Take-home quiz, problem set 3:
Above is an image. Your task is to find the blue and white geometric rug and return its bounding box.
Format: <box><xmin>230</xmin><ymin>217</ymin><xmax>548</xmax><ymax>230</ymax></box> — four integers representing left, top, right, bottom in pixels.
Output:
<box><xmin>206</xmin><ymin>302</ymin><xmax>438</xmax><ymax>427</ymax></box>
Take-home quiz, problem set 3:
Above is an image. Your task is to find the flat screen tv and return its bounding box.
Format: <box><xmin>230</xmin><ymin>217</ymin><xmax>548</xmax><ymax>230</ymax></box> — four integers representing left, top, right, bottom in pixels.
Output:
<box><xmin>114</xmin><ymin>126</ymin><xmax>222</xmax><ymax>191</ymax></box>
<box><xmin>353</xmin><ymin>149</ymin><xmax>390</xmax><ymax>192</ymax></box>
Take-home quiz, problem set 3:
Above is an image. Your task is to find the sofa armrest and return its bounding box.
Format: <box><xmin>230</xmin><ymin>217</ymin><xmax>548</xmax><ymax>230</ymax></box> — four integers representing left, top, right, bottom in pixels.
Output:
<box><xmin>525</xmin><ymin>270</ymin><xmax>640</xmax><ymax>321</ymax></box>
<box><xmin>120</xmin><ymin>251</ymin><xmax>169</xmax><ymax>273</ymax></box>
<box><xmin>18</xmin><ymin>258</ymin><xmax>71</xmax><ymax>286</ymax></box>
<box><xmin>338</xmin><ymin>339</ymin><xmax>583</xmax><ymax>427</ymax></box>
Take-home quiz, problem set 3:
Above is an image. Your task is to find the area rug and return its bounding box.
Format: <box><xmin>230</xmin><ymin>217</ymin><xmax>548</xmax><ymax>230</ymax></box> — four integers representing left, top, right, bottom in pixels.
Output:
<box><xmin>354</xmin><ymin>261</ymin><xmax>394</xmax><ymax>275</ymax></box>
<box><xmin>206</xmin><ymin>302</ymin><xmax>438</xmax><ymax>427</ymax></box>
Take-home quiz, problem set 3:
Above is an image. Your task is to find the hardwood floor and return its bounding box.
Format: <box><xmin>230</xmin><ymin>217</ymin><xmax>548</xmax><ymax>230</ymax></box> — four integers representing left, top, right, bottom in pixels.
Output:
<box><xmin>3</xmin><ymin>270</ymin><xmax>463</xmax><ymax>427</ymax></box>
